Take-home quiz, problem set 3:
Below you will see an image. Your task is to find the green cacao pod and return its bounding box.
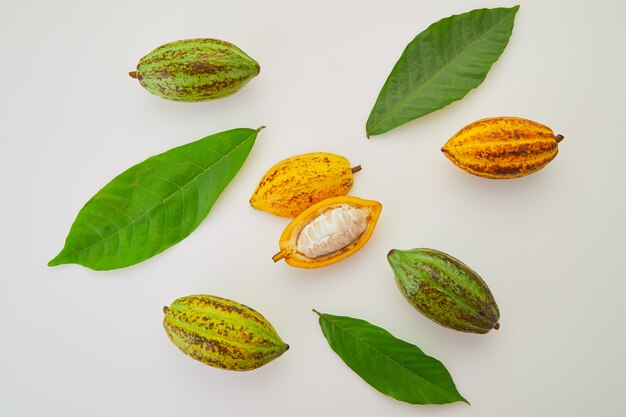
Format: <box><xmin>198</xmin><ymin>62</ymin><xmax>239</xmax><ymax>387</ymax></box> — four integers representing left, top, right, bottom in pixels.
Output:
<box><xmin>130</xmin><ymin>38</ymin><xmax>260</xmax><ymax>102</ymax></box>
<box><xmin>388</xmin><ymin>248</ymin><xmax>500</xmax><ymax>334</ymax></box>
<box><xmin>163</xmin><ymin>295</ymin><xmax>289</xmax><ymax>371</ymax></box>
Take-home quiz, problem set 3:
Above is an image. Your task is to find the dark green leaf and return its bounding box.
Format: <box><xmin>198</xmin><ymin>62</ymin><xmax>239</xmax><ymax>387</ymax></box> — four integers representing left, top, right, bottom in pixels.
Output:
<box><xmin>49</xmin><ymin>127</ymin><xmax>264</xmax><ymax>270</ymax></box>
<box><xmin>315</xmin><ymin>310</ymin><xmax>468</xmax><ymax>405</ymax></box>
<box><xmin>366</xmin><ymin>6</ymin><xmax>519</xmax><ymax>136</ymax></box>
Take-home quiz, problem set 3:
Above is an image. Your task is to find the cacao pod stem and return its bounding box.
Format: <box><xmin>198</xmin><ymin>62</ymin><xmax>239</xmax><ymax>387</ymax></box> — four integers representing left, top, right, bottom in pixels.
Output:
<box><xmin>494</xmin><ymin>322</ymin><xmax>500</xmax><ymax>330</ymax></box>
<box><xmin>555</xmin><ymin>134</ymin><xmax>564</xmax><ymax>143</ymax></box>
<box><xmin>129</xmin><ymin>71</ymin><xmax>138</xmax><ymax>79</ymax></box>
<box><xmin>351</xmin><ymin>165</ymin><xmax>362</xmax><ymax>174</ymax></box>
<box><xmin>163</xmin><ymin>306</ymin><xmax>169</xmax><ymax>314</ymax></box>
<box><xmin>272</xmin><ymin>250</ymin><xmax>286</xmax><ymax>262</ymax></box>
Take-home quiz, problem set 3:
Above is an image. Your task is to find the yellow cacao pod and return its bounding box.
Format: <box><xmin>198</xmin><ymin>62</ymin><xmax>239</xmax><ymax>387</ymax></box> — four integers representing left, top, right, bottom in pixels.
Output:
<box><xmin>272</xmin><ymin>196</ymin><xmax>382</xmax><ymax>269</ymax></box>
<box><xmin>250</xmin><ymin>152</ymin><xmax>361</xmax><ymax>217</ymax></box>
<box><xmin>163</xmin><ymin>295</ymin><xmax>288</xmax><ymax>371</ymax></box>
<box><xmin>441</xmin><ymin>117</ymin><xmax>564</xmax><ymax>179</ymax></box>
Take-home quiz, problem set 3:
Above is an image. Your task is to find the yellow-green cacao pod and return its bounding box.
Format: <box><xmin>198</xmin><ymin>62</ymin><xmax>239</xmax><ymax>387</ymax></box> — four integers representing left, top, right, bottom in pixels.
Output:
<box><xmin>163</xmin><ymin>295</ymin><xmax>289</xmax><ymax>371</ymax></box>
<box><xmin>388</xmin><ymin>248</ymin><xmax>500</xmax><ymax>334</ymax></box>
<box><xmin>130</xmin><ymin>38</ymin><xmax>260</xmax><ymax>102</ymax></box>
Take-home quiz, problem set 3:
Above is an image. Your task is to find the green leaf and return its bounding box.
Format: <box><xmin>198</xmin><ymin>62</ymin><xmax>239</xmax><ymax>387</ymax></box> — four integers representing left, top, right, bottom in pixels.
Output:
<box><xmin>366</xmin><ymin>6</ymin><xmax>519</xmax><ymax>137</ymax></box>
<box><xmin>49</xmin><ymin>127</ymin><xmax>264</xmax><ymax>270</ymax></box>
<box><xmin>314</xmin><ymin>310</ymin><xmax>468</xmax><ymax>405</ymax></box>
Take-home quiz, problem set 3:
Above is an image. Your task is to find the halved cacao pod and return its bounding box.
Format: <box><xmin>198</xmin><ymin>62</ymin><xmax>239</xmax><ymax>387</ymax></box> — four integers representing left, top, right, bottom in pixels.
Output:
<box><xmin>273</xmin><ymin>196</ymin><xmax>382</xmax><ymax>268</ymax></box>
<box><xmin>250</xmin><ymin>152</ymin><xmax>361</xmax><ymax>218</ymax></box>
<box><xmin>441</xmin><ymin>117</ymin><xmax>564</xmax><ymax>179</ymax></box>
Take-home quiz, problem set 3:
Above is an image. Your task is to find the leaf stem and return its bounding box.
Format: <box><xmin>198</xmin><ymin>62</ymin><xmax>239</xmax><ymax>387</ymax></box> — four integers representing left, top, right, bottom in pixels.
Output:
<box><xmin>256</xmin><ymin>125</ymin><xmax>266</xmax><ymax>133</ymax></box>
<box><xmin>312</xmin><ymin>309</ymin><xmax>322</xmax><ymax>317</ymax></box>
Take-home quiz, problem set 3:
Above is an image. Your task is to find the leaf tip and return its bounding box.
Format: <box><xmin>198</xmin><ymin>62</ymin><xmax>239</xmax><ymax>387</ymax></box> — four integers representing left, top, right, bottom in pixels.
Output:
<box><xmin>47</xmin><ymin>254</ymin><xmax>64</xmax><ymax>267</ymax></box>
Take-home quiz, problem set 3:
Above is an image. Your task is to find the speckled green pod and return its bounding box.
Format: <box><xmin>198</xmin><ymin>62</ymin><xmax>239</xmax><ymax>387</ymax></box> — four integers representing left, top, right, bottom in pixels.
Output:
<box><xmin>130</xmin><ymin>38</ymin><xmax>260</xmax><ymax>102</ymax></box>
<box><xmin>163</xmin><ymin>295</ymin><xmax>288</xmax><ymax>371</ymax></box>
<box><xmin>388</xmin><ymin>248</ymin><xmax>500</xmax><ymax>334</ymax></box>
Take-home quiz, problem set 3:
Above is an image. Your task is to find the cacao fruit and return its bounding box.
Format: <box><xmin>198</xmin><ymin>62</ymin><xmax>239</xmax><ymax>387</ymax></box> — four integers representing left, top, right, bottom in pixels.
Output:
<box><xmin>130</xmin><ymin>38</ymin><xmax>259</xmax><ymax>102</ymax></box>
<box><xmin>273</xmin><ymin>196</ymin><xmax>382</xmax><ymax>268</ymax></box>
<box><xmin>163</xmin><ymin>295</ymin><xmax>288</xmax><ymax>371</ymax></box>
<box><xmin>250</xmin><ymin>152</ymin><xmax>362</xmax><ymax>217</ymax></box>
<box><xmin>441</xmin><ymin>117</ymin><xmax>564</xmax><ymax>179</ymax></box>
<box><xmin>388</xmin><ymin>248</ymin><xmax>500</xmax><ymax>334</ymax></box>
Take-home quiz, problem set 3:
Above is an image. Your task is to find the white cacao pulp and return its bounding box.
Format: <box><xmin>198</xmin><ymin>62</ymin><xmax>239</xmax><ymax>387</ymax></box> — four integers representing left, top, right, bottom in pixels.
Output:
<box><xmin>296</xmin><ymin>205</ymin><xmax>368</xmax><ymax>258</ymax></box>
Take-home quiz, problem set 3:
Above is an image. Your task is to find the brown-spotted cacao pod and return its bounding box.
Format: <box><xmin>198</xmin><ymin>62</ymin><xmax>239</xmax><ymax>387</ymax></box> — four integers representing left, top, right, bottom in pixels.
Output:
<box><xmin>388</xmin><ymin>248</ymin><xmax>500</xmax><ymax>334</ymax></box>
<box><xmin>130</xmin><ymin>38</ymin><xmax>259</xmax><ymax>102</ymax></box>
<box><xmin>163</xmin><ymin>295</ymin><xmax>288</xmax><ymax>371</ymax></box>
<box><xmin>441</xmin><ymin>117</ymin><xmax>564</xmax><ymax>179</ymax></box>
<box><xmin>250</xmin><ymin>152</ymin><xmax>361</xmax><ymax>218</ymax></box>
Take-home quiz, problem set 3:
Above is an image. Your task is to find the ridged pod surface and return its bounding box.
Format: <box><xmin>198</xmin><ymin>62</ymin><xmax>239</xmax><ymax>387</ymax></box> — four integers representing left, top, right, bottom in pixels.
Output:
<box><xmin>163</xmin><ymin>295</ymin><xmax>288</xmax><ymax>371</ymax></box>
<box><xmin>131</xmin><ymin>38</ymin><xmax>259</xmax><ymax>102</ymax></box>
<box><xmin>388</xmin><ymin>248</ymin><xmax>500</xmax><ymax>334</ymax></box>
<box><xmin>250</xmin><ymin>153</ymin><xmax>361</xmax><ymax>217</ymax></box>
<box><xmin>273</xmin><ymin>196</ymin><xmax>382</xmax><ymax>269</ymax></box>
<box><xmin>441</xmin><ymin>117</ymin><xmax>564</xmax><ymax>179</ymax></box>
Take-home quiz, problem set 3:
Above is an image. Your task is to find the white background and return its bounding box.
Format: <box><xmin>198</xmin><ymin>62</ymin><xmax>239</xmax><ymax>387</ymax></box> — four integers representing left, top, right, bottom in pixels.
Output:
<box><xmin>2</xmin><ymin>0</ymin><xmax>625</xmax><ymax>415</ymax></box>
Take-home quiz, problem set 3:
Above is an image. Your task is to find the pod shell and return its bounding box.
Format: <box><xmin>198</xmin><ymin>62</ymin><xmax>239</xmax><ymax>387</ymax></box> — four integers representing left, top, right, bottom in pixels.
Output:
<box><xmin>250</xmin><ymin>152</ymin><xmax>356</xmax><ymax>217</ymax></box>
<box><xmin>441</xmin><ymin>117</ymin><xmax>563</xmax><ymax>179</ymax></box>
<box><xmin>133</xmin><ymin>38</ymin><xmax>259</xmax><ymax>102</ymax></box>
<box><xmin>163</xmin><ymin>295</ymin><xmax>288</xmax><ymax>371</ymax></box>
<box><xmin>388</xmin><ymin>248</ymin><xmax>500</xmax><ymax>333</ymax></box>
<box><xmin>274</xmin><ymin>196</ymin><xmax>382</xmax><ymax>269</ymax></box>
